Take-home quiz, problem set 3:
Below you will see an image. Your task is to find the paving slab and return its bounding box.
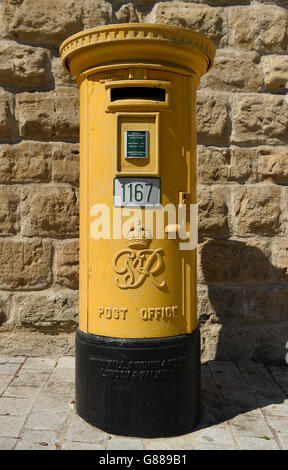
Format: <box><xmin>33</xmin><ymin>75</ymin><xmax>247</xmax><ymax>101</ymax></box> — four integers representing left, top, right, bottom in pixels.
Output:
<box><xmin>0</xmin><ymin>375</ymin><xmax>14</xmax><ymax>395</ymax></box>
<box><xmin>142</xmin><ymin>437</ymin><xmax>196</xmax><ymax>450</ymax></box>
<box><xmin>31</xmin><ymin>394</ymin><xmax>72</xmax><ymax>413</ymax></box>
<box><xmin>0</xmin><ymin>437</ymin><xmax>20</xmax><ymax>450</ymax></box>
<box><xmin>0</xmin><ymin>396</ymin><xmax>34</xmax><ymax>416</ymax></box>
<box><xmin>13</xmin><ymin>369</ymin><xmax>51</xmax><ymax>383</ymax></box>
<box><xmin>61</xmin><ymin>441</ymin><xmax>106</xmax><ymax>450</ymax></box>
<box><xmin>106</xmin><ymin>437</ymin><xmax>144</xmax><ymax>450</ymax></box>
<box><xmin>228</xmin><ymin>415</ymin><xmax>274</xmax><ymax>440</ymax></box>
<box><xmin>0</xmin><ymin>362</ymin><xmax>21</xmax><ymax>375</ymax></box>
<box><xmin>49</xmin><ymin>367</ymin><xmax>74</xmax><ymax>383</ymax></box>
<box><xmin>57</xmin><ymin>357</ymin><xmax>75</xmax><ymax>369</ymax></box>
<box><xmin>25</xmin><ymin>411</ymin><xmax>68</xmax><ymax>431</ymax></box>
<box><xmin>236</xmin><ymin>436</ymin><xmax>279</xmax><ymax>450</ymax></box>
<box><xmin>0</xmin><ymin>357</ymin><xmax>26</xmax><ymax>364</ymax></box>
<box><xmin>21</xmin><ymin>358</ymin><xmax>56</xmax><ymax>370</ymax></box>
<box><xmin>3</xmin><ymin>382</ymin><xmax>44</xmax><ymax>399</ymax></box>
<box><xmin>194</xmin><ymin>443</ymin><xmax>236</xmax><ymax>450</ymax></box>
<box><xmin>193</xmin><ymin>423</ymin><xmax>236</xmax><ymax>446</ymax></box>
<box><xmin>14</xmin><ymin>430</ymin><xmax>60</xmax><ymax>450</ymax></box>
<box><xmin>267</xmin><ymin>366</ymin><xmax>288</xmax><ymax>397</ymax></box>
<box><xmin>0</xmin><ymin>415</ymin><xmax>26</xmax><ymax>437</ymax></box>
<box><xmin>65</xmin><ymin>416</ymin><xmax>108</xmax><ymax>444</ymax></box>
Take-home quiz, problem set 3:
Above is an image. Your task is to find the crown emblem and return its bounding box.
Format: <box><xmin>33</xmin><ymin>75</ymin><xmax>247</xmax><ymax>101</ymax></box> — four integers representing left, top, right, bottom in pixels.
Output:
<box><xmin>126</xmin><ymin>220</ymin><xmax>150</xmax><ymax>249</ymax></box>
<box><xmin>113</xmin><ymin>220</ymin><xmax>165</xmax><ymax>289</ymax></box>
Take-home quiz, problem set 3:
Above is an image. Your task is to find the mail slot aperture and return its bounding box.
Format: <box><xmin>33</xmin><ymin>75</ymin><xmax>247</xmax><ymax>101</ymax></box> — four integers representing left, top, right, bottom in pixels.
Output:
<box><xmin>105</xmin><ymin>79</ymin><xmax>171</xmax><ymax>111</ymax></box>
<box><xmin>111</xmin><ymin>86</ymin><xmax>166</xmax><ymax>102</ymax></box>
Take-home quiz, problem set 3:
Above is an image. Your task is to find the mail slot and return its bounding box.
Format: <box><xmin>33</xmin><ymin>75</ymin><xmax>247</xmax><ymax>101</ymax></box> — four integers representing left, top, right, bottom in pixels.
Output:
<box><xmin>111</xmin><ymin>86</ymin><xmax>166</xmax><ymax>102</ymax></box>
<box><xmin>60</xmin><ymin>23</ymin><xmax>215</xmax><ymax>438</ymax></box>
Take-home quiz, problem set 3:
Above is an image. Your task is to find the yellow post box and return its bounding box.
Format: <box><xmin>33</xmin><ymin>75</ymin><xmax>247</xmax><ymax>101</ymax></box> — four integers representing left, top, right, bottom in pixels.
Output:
<box><xmin>60</xmin><ymin>24</ymin><xmax>215</xmax><ymax>437</ymax></box>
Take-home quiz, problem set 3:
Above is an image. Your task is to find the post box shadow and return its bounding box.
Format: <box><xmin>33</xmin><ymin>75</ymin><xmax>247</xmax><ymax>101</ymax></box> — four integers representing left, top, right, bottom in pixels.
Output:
<box><xmin>195</xmin><ymin>237</ymin><xmax>288</xmax><ymax>430</ymax></box>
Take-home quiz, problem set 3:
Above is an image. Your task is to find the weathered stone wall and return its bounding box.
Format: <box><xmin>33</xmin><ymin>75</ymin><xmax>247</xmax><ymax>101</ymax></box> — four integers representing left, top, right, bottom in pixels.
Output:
<box><xmin>0</xmin><ymin>0</ymin><xmax>287</xmax><ymax>362</ymax></box>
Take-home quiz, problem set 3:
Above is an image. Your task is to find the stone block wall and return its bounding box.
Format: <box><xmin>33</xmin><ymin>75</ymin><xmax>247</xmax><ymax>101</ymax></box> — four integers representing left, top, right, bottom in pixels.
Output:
<box><xmin>0</xmin><ymin>0</ymin><xmax>287</xmax><ymax>362</ymax></box>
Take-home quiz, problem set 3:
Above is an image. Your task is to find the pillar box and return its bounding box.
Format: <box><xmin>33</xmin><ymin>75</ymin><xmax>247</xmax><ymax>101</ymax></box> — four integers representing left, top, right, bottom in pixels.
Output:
<box><xmin>60</xmin><ymin>24</ymin><xmax>215</xmax><ymax>438</ymax></box>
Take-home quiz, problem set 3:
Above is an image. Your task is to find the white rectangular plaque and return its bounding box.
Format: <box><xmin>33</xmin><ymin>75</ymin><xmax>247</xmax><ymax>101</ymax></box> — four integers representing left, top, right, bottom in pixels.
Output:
<box><xmin>113</xmin><ymin>177</ymin><xmax>160</xmax><ymax>207</ymax></box>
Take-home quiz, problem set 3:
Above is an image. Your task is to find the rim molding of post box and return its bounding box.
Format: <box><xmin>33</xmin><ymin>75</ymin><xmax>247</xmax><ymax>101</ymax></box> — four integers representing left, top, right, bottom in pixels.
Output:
<box><xmin>60</xmin><ymin>23</ymin><xmax>216</xmax><ymax>82</ymax></box>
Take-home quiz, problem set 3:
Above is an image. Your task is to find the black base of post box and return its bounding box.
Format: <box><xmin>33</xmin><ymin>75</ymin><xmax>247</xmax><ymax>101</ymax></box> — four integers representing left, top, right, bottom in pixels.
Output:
<box><xmin>75</xmin><ymin>328</ymin><xmax>201</xmax><ymax>438</ymax></box>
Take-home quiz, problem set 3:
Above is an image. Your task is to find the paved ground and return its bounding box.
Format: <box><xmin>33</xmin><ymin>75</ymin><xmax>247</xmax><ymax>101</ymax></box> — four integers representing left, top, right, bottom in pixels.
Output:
<box><xmin>0</xmin><ymin>356</ymin><xmax>287</xmax><ymax>450</ymax></box>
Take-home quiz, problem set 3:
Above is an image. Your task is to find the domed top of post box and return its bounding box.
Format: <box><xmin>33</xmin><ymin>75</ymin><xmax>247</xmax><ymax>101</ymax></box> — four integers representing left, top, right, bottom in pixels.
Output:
<box><xmin>59</xmin><ymin>23</ymin><xmax>216</xmax><ymax>80</ymax></box>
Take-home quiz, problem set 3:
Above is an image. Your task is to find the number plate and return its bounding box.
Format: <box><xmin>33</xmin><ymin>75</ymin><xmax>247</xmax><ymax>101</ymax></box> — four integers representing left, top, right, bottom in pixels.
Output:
<box><xmin>113</xmin><ymin>177</ymin><xmax>161</xmax><ymax>207</ymax></box>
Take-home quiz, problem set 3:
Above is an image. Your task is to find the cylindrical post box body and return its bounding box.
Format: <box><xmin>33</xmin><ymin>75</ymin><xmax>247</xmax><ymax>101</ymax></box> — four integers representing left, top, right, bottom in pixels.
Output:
<box><xmin>60</xmin><ymin>24</ymin><xmax>215</xmax><ymax>437</ymax></box>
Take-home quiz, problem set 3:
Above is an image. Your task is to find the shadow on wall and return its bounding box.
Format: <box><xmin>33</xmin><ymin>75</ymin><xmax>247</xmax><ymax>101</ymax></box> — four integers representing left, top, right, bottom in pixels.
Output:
<box><xmin>199</xmin><ymin>238</ymin><xmax>288</xmax><ymax>365</ymax></box>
